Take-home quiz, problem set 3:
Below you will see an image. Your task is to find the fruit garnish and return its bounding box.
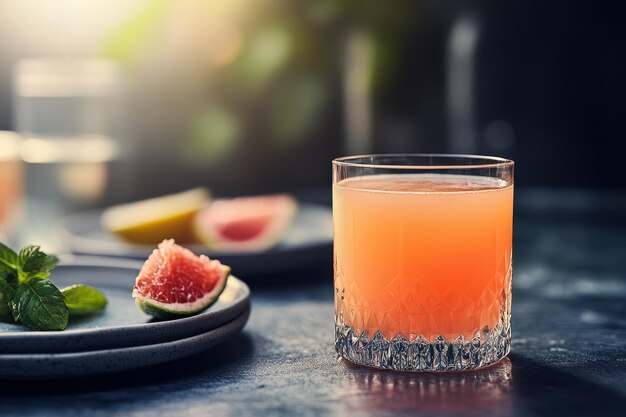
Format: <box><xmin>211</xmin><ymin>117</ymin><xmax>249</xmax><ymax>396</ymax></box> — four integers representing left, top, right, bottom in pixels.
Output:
<box><xmin>102</xmin><ymin>188</ymin><xmax>210</xmax><ymax>244</ymax></box>
<box><xmin>193</xmin><ymin>194</ymin><xmax>297</xmax><ymax>252</ymax></box>
<box><xmin>132</xmin><ymin>239</ymin><xmax>230</xmax><ymax>320</ymax></box>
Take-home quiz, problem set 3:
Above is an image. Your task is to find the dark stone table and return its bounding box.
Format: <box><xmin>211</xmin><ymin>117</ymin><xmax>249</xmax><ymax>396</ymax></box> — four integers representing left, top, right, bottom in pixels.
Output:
<box><xmin>1</xmin><ymin>189</ymin><xmax>625</xmax><ymax>417</ymax></box>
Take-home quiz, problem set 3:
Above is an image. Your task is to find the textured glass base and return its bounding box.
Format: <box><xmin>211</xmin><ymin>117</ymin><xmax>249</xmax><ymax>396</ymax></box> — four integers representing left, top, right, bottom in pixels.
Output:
<box><xmin>335</xmin><ymin>315</ymin><xmax>510</xmax><ymax>372</ymax></box>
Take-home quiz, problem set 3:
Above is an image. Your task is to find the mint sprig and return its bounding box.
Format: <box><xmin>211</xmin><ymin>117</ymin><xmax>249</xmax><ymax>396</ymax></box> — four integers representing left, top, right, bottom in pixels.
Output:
<box><xmin>0</xmin><ymin>242</ymin><xmax>107</xmax><ymax>331</ymax></box>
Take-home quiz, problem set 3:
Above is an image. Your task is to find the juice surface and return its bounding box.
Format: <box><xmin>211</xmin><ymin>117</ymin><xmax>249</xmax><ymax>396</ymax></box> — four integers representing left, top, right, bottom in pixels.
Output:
<box><xmin>333</xmin><ymin>174</ymin><xmax>513</xmax><ymax>340</ymax></box>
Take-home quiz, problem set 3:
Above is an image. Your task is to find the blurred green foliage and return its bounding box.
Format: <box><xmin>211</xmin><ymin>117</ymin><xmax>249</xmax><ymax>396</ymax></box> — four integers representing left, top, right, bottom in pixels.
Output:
<box><xmin>100</xmin><ymin>0</ymin><xmax>416</xmax><ymax>166</ymax></box>
<box><xmin>182</xmin><ymin>105</ymin><xmax>240</xmax><ymax>165</ymax></box>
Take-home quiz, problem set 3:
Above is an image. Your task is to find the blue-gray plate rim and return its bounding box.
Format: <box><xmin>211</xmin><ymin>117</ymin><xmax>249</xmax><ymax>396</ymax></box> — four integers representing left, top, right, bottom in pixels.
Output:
<box><xmin>0</xmin><ymin>307</ymin><xmax>250</xmax><ymax>380</ymax></box>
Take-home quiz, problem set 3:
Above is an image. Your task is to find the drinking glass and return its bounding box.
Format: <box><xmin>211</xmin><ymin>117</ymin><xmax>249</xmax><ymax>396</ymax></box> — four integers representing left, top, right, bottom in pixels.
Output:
<box><xmin>333</xmin><ymin>154</ymin><xmax>514</xmax><ymax>371</ymax></box>
<box><xmin>13</xmin><ymin>58</ymin><xmax>125</xmax><ymax>249</ymax></box>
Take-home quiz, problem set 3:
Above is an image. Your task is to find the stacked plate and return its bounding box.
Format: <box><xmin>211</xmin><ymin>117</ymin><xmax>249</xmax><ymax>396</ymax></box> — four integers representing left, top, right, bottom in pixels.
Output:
<box><xmin>0</xmin><ymin>257</ymin><xmax>250</xmax><ymax>380</ymax></box>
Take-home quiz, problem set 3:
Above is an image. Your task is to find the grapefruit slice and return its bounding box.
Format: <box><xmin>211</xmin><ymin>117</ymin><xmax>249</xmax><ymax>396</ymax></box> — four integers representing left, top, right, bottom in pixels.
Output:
<box><xmin>194</xmin><ymin>194</ymin><xmax>297</xmax><ymax>253</ymax></box>
<box><xmin>102</xmin><ymin>188</ymin><xmax>210</xmax><ymax>244</ymax></box>
<box><xmin>132</xmin><ymin>239</ymin><xmax>230</xmax><ymax>319</ymax></box>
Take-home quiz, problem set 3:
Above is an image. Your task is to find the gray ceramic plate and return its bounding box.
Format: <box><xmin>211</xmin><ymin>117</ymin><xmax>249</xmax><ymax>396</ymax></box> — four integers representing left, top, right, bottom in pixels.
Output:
<box><xmin>56</xmin><ymin>203</ymin><xmax>333</xmax><ymax>276</ymax></box>
<box><xmin>0</xmin><ymin>308</ymin><xmax>249</xmax><ymax>380</ymax></box>
<box><xmin>0</xmin><ymin>258</ymin><xmax>250</xmax><ymax>353</ymax></box>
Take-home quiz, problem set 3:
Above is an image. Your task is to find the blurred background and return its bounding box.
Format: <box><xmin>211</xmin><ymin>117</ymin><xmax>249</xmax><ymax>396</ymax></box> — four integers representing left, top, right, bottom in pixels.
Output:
<box><xmin>0</xmin><ymin>0</ymin><xmax>624</xmax><ymax>238</ymax></box>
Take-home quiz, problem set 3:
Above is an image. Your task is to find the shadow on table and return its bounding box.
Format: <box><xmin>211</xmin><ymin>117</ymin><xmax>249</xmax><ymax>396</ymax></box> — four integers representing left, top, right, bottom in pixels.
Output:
<box><xmin>0</xmin><ymin>332</ymin><xmax>256</xmax><ymax>397</ymax></box>
<box><xmin>335</xmin><ymin>354</ymin><xmax>626</xmax><ymax>417</ymax></box>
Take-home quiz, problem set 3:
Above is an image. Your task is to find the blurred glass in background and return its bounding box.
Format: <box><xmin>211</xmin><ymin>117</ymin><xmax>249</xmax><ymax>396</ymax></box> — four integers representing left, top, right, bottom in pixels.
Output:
<box><xmin>15</xmin><ymin>59</ymin><xmax>124</xmax><ymax>207</ymax></box>
<box><xmin>13</xmin><ymin>59</ymin><xmax>127</xmax><ymax>247</ymax></box>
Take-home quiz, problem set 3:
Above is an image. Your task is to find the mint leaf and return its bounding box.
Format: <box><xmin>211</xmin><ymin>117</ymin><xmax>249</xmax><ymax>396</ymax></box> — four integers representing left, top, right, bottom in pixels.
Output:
<box><xmin>17</xmin><ymin>245</ymin><xmax>58</xmax><ymax>283</ymax></box>
<box><xmin>10</xmin><ymin>278</ymin><xmax>69</xmax><ymax>331</ymax></box>
<box><xmin>0</xmin><ymin>278</ymin><xmax>15</xmax><ymax>319</ymax></box>
<box><xmin>0</xmin><ymin>242</ymin><xmax>18</xmax><ymax>270</ymax></box>
<box><xmin>61</xmin><ymin>284</ymin><xmax>108</xmax><ymax>316</ymax></box>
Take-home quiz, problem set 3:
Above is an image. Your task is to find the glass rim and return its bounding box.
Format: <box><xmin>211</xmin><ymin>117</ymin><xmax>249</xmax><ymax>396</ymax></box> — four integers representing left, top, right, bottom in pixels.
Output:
<box><xmin>332</xmin><ymin>153</ymin><xmax>514</xmax><ymax>170</ymax></box>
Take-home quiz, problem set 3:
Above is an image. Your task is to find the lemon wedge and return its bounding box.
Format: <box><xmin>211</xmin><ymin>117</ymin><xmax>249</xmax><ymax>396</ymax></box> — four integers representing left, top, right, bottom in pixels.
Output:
<box><xmin>102</xmin><ymin>188</ymin><xmax>210</xmax><ymax>244</ymax></box>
